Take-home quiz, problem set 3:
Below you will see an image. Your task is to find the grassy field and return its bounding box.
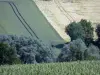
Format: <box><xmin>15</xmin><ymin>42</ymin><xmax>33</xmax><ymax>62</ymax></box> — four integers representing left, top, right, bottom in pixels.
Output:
<box><xmin>0</xmin><ymin>61</ymin><xmax>100</xmax><ymax>75</ymax></box>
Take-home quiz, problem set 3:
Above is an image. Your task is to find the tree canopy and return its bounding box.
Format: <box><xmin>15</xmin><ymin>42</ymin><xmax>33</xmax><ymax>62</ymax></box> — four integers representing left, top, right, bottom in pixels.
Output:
<box><xmin>65</xmin><ymin>19</ymin><xmax>94</xmax><ymax>46</ymax></box>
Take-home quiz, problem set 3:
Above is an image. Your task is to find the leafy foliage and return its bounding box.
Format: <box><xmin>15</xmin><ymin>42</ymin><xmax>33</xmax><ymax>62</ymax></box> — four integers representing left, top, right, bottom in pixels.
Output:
<box><xmin>86</xmin><ymin>44</ymin><xmax>100</xmax><ymax>60</ymax></box>
<box><xmin>80</xmin><ymin>19</ymin><xmax>94</xmax><ymax>46</ymax></box>
<box><xmin>95</xmin><ymin>24</ymin><xmax>100</xmax><ymax>38</ymax></box>
<box><xmin>58</xmin><ymin>39</ymin><xmax>100</xmax><ymax>62</ymax></box>
<box><xmin>0</xmin><ymin>43</ymin><xmax>21</xmax><ymax>65</ymax></box>
<box><xmin>94</xmin><ymin>24</ymin><xmax>100</xmax><ymax>49</ymax></box>
<box><xmin>0</xmin><ymin>35</ymin><xmax>55</xmax><ymax>64</ymax></box>
<box><xmin>58</xmin><ymin>39</ymin><xmax>87</xmax><ymax>62</ymax></box>
<box><xmin>65</xmin><ymin>22</ymin><xmax>85</xmax><ymax>41</ymax></box>
<box><xmin>65</xmin><ymin>19</ymin><xmax>94</xmax><ymax>46</ymax></box>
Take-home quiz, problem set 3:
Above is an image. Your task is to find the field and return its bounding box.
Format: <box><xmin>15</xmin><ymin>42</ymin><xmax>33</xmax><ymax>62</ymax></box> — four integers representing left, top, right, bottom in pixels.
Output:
<box><xmin>34</xmin><ymin>0</ymin><xmax>100</xmax><ymax>40</ymax></box>
<box><xmin>0</xmin><ymin>0</ymin><xmax>64</xmax><ymax>44</ymax></box>
<box><xmin>0</xmin><ymin>61</ymin><xmax>100</xmax><ymax>75</ymax></box>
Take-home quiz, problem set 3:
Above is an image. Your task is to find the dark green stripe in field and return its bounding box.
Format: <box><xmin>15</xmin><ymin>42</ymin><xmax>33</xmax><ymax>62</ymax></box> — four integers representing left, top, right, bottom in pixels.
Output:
<box><xmin>0</xmin><ymin>0</ymin><xmax>64</xmax><ymax>43</ymax></box>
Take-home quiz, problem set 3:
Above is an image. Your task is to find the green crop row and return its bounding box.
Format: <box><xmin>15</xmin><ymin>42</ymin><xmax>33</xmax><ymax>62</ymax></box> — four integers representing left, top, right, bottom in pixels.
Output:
<box><xmin>0</xmin><ymin>61</ymin><xmax>100</xmax><ymax>75</ymax></box>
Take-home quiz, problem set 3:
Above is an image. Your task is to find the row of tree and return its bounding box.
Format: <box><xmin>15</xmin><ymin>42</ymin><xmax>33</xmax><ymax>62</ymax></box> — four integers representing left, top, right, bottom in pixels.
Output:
<box><xmin>0</xmin><ymin>35</ymin><xmax>55</xmax><ymax>65</ymax></box>
<box><xmin>0</xmin><ymin>19</ymin><xmax>100</xmax><ymax>65</ymax></box>
<box><xmin>58</xmin><ymin>19</ymin><xmax>100</xmax><ymax>62</ymax></box>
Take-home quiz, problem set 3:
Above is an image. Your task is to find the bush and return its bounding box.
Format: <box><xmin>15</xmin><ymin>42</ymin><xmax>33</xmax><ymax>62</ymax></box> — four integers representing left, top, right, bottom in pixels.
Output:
<box><xmin>58</xmin><ymin>39</ymin><xmax>100</xmax><ymax>62</ymax></box>
<box><xmin>35</xmin><ymin>41</ymin><xmax>55</xmax><ymax>63</ymax></box>
<box><xmin>58</xmin><ymin>39</ymin><xmax>87</xmax><ymax>62</ymax></box>
<box><xmin>65</xmin><ymin>22</ymin><xmax>85</xmax><ymax>41</ymax></box>
<box><xmin>65</xmin><ymin>19</ymin><xmax>94</xmax><ymax>46</ymax></box>
<box><xmin>0</xmin><ymin>35</ymin><xmax>55</xmax><ymax>64</ymax></box>
<box><xmin>0</xmin><ymin>43</ymin><xmax>21</xmax><ymax>65</ymax></box>
<box><xmin>80</xmin><ymin>19</ymin><xmax>94</xmax><ymax>46</ymax></box>
<box><xmin>86</xmin><ymin>44</ymin><xmax>100</xmax><ymax>60</ymax></box>
<box><xmin>94</xmin><ymin>24</ymin><xmax>100</xmax><ymax>49</ymax></box>
<box><xmin>96</xmin><ymin>24</ymin><xmax>100</xmax><ymax>38</ymax></box>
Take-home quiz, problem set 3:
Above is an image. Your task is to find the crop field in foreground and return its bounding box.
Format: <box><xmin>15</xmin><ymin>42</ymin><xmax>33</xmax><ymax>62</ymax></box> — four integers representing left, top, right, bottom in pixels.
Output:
<box><xmin>0</xmin><ymin>61</ymin><xmax>100</xmax><ymax>75</ymax></box>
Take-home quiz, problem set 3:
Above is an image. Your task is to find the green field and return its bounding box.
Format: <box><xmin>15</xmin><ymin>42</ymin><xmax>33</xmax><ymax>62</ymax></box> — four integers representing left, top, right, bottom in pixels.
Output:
<box><xmin>0</xmin><ymin>61</ymin><xmax>100</xmax><ymax>75</ymax></box>
<box><xmin>0</xmin><ymin>0</ymin><xmax>64</xmax><ymax>44</ymax></box>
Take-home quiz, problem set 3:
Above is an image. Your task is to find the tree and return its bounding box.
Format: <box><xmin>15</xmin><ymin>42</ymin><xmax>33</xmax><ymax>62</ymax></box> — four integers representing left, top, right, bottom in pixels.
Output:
<box><xmin>58</xmin><ymin>39</ymin><xmax>87</xmax><ymax>62</ymax></box>
<box><xmin>80</xmin><ymin>19</ymin><xmax>94</xmax><ymax>46</ymax></box>
<box><xmin>86</xmin><ymin>44</ymin><xmax>100</xmax><ymax>60</ymax></box>
<box><xmin>96</xmin><ymin>24</ymin><xmax>100</xmax><ymax>38</ymax></box>
<box><xmin>0</xmin><ymin>43</ymin><xmax>20</xmax><ymax>65</ymax></box>
<box><xmin>93</xmin><ymin>24</ymin><xmax>100</xmax><ymax>49</ymax></box>
<box><xmin>65</xmin><ymin>22</ymin><xmax>85</xmax><ymax>41</ymax></box>
<box><xmin>0</xmin><ymin>35</ymin><xmax>55</xmax><ymax>64</ymax></box>
<box><xmin>35</xmin><ymin>40</ymin><xmax>55</xmax><ymax>63</ymax></box>
<box><xmin>65</xmin><ymin>19</ymin><xmax>94</xmax><ymax>46</ymax></box>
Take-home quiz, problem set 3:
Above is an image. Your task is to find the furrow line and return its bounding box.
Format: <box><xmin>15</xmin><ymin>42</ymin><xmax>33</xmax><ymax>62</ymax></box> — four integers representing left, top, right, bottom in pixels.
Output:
<box><xmin>12</xmin><ymin>2</ymin><xmax>39</xmax><ymax>39</ymax></box>
<box><xmin>54</xmin><ymin>0</ymin><xmax>74</xmax><ymax>23</ymax></box>
<box><xmin>9</xmin><ymin>2</ymin><xmax>34</xmax><ymax>37</ymax></box>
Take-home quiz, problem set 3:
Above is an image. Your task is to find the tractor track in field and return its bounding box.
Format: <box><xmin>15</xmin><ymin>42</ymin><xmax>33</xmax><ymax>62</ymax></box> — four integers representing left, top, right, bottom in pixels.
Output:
<box><xmin>0</xmin><ymin>1</ymin><xmax>49</xmax><ymax>51</ymax></box>
<box><xmin>9</xmin><ymin>2</ymin><xmax>34</xmax><ymax>37</ymax></box>
<box><xmin>11</xmin><ymin>2</ymin><xmax>39</xmax><ymax>39</ymax></box>
<box><xmin>54</xmin><ymin>0</ymin><xmax>74</xmax><ymax>23</ymax></box>
<box><xmin>10</xmin><ymin>2</ymin><xmax>50</xmax><ymax>51</ymax></box>
<box><xmin>0</xmin><ymin>1</ymin><xmax>39</xmax><ymax>39</ymax></box>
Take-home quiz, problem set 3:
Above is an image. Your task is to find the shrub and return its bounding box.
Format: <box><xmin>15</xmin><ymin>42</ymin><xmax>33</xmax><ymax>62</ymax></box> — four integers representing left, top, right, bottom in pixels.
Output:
<box><xmin>58</xmin><ymin>39</ymin><xmax>100</xmax><ymax>62</ymax></box>
<box><xmin>0</xmin><ymin>35</ymin><xmax>55</xmax><ymax>64</ymax></box>
<box><xmin>95</xmin><ymin>24</ymin><xmax>100</xmax><ymax>38</ymax></box>
<box><xmin>94</xmin><ymin>24</ymin><xmax>100</xmax><ymax>49</ymax></box>
<box><xmin>0</xmin><ymin>43</ymin><xmax>21</xmax><ymax>65</ymax></box>
<box><xmin>58</xmin><ymin>39</ymin><xmax>87</xmax><ymax>62</ymax></box>
<box><xmin>65</xmin><ymin>22</ymin><xmax>85</xmax><ymax>41</ymax></box>
<box><xmin>80</xmin><ymin>19</ymin><xmax>94</xmax><ymax>46</ymax></box>
<box><xmin>35</xmin><ymin>41</ymin><xmax>55</xmax><ymax>63</ymax></box>
<box><xmin>86</xmin><ymin>44</ymin><xmax>100</xmax><ymax>60</ymax></box>
<box><xmin>65</xmin><ymin>19</ymin><xmax>94</xmax><ymax>46</ymax></box>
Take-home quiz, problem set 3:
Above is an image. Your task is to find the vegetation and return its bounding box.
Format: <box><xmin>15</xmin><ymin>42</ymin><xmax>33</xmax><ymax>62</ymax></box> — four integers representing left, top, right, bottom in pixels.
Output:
<box><xmin>0</xmin><ymin>61</ymin><xmax>100</xmax><ymax>75</ymax></box>
<box><xmin>58</xmin><ymin>39</ymin><xmax>87</xmax><ymax>62</ymax></box>
<box><xmin>96</xmin><ymin>24</ymin><xmax>100</xmax><ymax>38</ymax></box>
<box><xmin>0</xmin><ymin>43</ymin><xmax>21</xmax><ymax>65</ymax></box>
<box><xmin>87</xmin><ymin>44</ymin><xmax>100</xmax><ymax>60</ymax></box>
<box><xmin>0</xmin><ymin>19</ymin><xmax>100</xmax><ymax>65</ymax></box>
<box><xmin>60</xmin><ymin>19</ymin><xmax>100</xmax><ymax>62</ymax></box>
<box><xmin>65</xmin><ymin>19</ymin><xmax>94</xmax><ymax>46</ymax></box>
<box><xmin>0</xmin><ymin>35</ymin><xmax>55</xmax><ymax>64</ymax></box>
<box><xmin>65</xmin><ymin>22</ymin><xmax>85</xmax><ymax>41</ymax></box>
<box><xmin>58</xmin><ymin>39</ymin><xmax>100</xmax><ymax>62</ymax></box>
<box><xmin>94</xmin><ymin>24</ymin><xmax>100</xmax><ymax>49</ymax></box>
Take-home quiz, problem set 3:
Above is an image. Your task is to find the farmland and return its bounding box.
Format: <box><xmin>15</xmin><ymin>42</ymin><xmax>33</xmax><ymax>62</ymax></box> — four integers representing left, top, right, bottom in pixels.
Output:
<box><xmin>0</xmin><ymin>1</ymin><xmax>100</xmax><ymax>75</ymax></box>
<box><xmin>0</xmin><ymin>0</ymin><xmax>64</xmax><ymax>44</ymax></box>
<box><xmin>34</xmin><ymin>0</ymin><xmax>100</xmax><ymax>40</ymax></box>
<box><xmin>0</xmin><ymin>61</ymin><xmax>100</xmax><ymax>75</ymax></box>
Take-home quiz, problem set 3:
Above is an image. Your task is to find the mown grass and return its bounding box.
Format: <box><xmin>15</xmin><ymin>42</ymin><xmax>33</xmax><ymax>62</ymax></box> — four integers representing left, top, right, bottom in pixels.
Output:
<box><xmin>0</xmin><ymin>61</ymin><xmax>100</xmax><ymax>75</ymax></box>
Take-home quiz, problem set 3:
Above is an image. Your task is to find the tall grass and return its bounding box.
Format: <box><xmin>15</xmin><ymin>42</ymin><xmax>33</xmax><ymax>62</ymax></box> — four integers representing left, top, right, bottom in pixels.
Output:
<box><xmin>0</xmin><ymin>61</ymin><xmax>100</xmax><ymax>75</ymax></box>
